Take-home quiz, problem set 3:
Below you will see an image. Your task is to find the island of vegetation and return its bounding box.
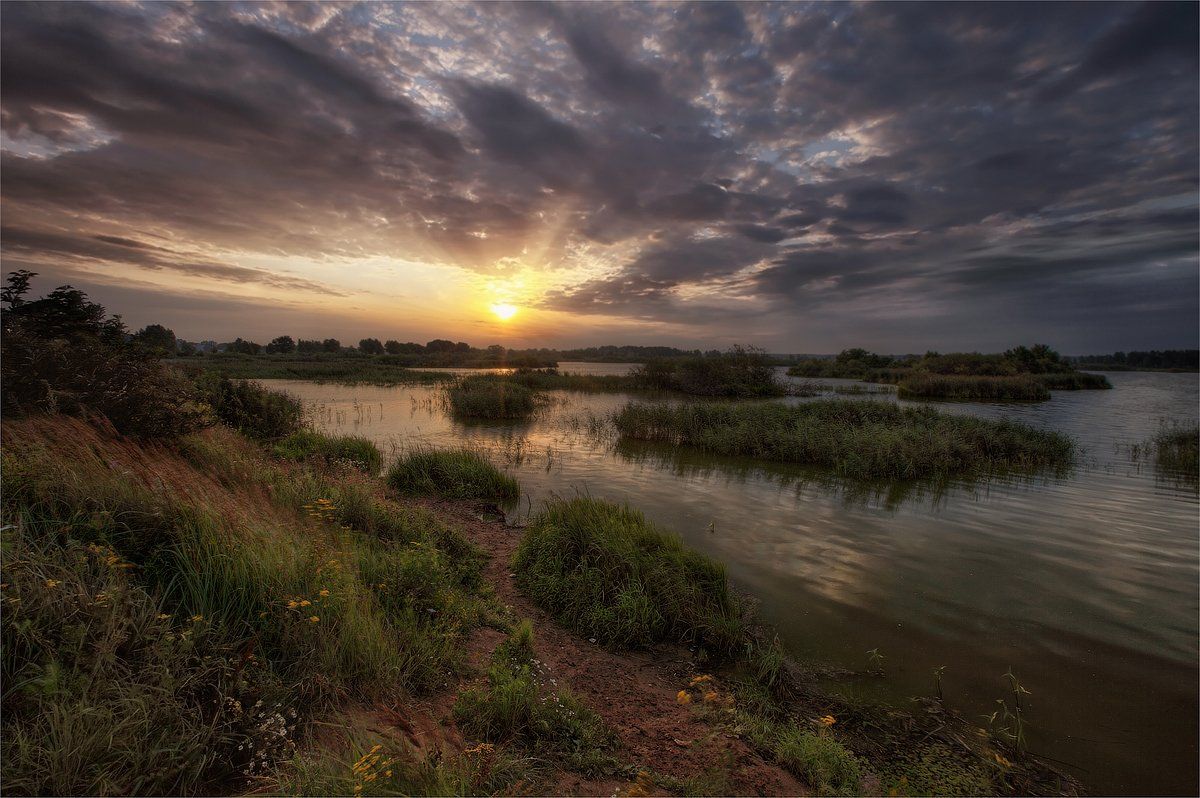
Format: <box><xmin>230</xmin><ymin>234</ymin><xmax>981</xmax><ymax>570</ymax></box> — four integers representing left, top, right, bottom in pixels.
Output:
<box><xmin>787</xmin><ymin>346</ymin><xmax>1112</xmax><ymax>401</ymax></box>
<box><xmin>1</xmin><ymin>278</ymin><xmax>1096</xmax><ymax>796</ymax></box>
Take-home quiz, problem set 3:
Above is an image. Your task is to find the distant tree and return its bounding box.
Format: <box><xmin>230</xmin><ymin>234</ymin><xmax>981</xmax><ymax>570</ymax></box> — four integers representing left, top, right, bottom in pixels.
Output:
<box><xmin>487</xmin><ymin>344</ymin><xmax>505</xmax><ymax>356</ymax></box>
<box><xmin>178</xmin><ymin>340</ymin><xmax>197</xmax><ymax>356</ymax></box>
<box><xmin>396</xmin><ymin>341</ymin><xmax>425</xmax><ymax>354</ymax></box>
<box><xmin>226</xmin><ymin>337</ymin><xmax>262</xmax><ymax>355</ymax></box>
<box><xmin>384</xmin><ymin>339</ymin><xmax>403</xmax><ymax>355</ymax></box>
<box><xmin>321</xmin><ymin>338</ymin><xmax>341</xmax><ymax>353</ymax></box>
<box><xmin>297</xmin><ymin>339</ymin><xmax>322</xmax><ymax>354</ymax></box>
<box><xmin>454</xmin><ymin>341</ymin><xmax>471</xmax><ymax>353</ymax></box>
<box><xmin>425</xmin><ymin>339</ymin><xmax>456</xmax><ymax>353</ymax></box>
<box><xmin>131</xmin><ymin>324</ymin><xmax>177</xmax><ymax>355</ymax></box>
<box><xmin>359</xmin><ymin>338</ymin><xmax>384</xmax><ymax>355</ymax></box>
<box><xmin>266</xmin><ymin>335</ymin><xmax>296</xmax><ymax>354</ymax></box>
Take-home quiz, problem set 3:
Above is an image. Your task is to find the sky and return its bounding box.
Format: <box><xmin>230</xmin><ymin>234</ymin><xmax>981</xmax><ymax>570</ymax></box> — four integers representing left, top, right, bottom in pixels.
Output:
<box><xmin>1</xmin><ymin>1</ymin><xmax>1197</xmax><ymax>353</ymax></box>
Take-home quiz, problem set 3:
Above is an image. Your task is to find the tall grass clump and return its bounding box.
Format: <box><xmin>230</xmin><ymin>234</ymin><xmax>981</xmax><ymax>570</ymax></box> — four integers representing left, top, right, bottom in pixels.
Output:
<box><xmin>512</xmin><ymin>498</ymin><xmax>743</xmax><ymax>653</ymax></box>
<box><xmin>613</xmin><ymin>400</ymin><xmax>1073</xmax><ymax>480</ymax></box>
<box><xmin>447</xmin><ymin>375</ymin><xmax>536</xmax><ymax>419</ymax></box>
<box><xmin>386</xmin><ymin>448</ymin><xmax>519</xmax><ymax>503</ymax></box>
<box><xmin>896</xmin><ymin>374</ymin><xmax>1050</xmax><ymax>401</ymax></box>
<box><xmin>1153</xmin><ymin>423</ymin><xmax>1199</xmax><ymax>476</ymax></box>
<box><xmin>453</xmin><ymin>621</ymin><xmax>616</xmax><ymax>774</ymax></box>
<box><xmin>273</xmin><ymin>429</ymin><xmax>382</xmax><ymax>472</ymax></box>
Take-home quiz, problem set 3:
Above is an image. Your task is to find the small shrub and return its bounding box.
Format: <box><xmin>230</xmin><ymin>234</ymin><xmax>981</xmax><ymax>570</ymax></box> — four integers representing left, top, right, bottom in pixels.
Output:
<box><xmin>632</xmin><ymin>346</ymin><xmax>784</xmax><ymax>397</ymax></box>
<box><xmin>274</xmin><ymin>430</ymin><xmax>382</xmax><ymax>472</ymax></box>
<box><xmin>386</xmin><ymin>448</ymin><xmax>519</xmax><ymax>503</ymax></box>
<box><xmin>513</xmin><ymin>498</ymin><xmax>743</xmax><ymax>653</ymax></box>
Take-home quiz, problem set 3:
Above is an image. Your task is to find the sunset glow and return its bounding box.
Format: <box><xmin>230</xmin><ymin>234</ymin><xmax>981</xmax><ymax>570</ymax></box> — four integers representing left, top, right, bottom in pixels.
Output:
<box><xmin>490</xmin><ymin>303</ymin><xmax>519</xmax><ymax>321</ymax></box>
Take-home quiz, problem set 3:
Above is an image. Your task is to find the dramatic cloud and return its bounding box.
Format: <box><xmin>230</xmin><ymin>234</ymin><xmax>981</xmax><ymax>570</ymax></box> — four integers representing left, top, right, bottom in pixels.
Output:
<box><xmin>1</xmin><ymin>0</ymin><xmax>1196</xmax><ymax>350</ymax></box>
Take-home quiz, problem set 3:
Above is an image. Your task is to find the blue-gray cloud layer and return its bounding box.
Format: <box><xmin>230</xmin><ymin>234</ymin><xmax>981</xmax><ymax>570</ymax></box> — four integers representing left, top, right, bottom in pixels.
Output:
<box><xmin>2</xmin><ymin>1</ymin><xmax>1196</xmax><ymax>350</ymax></box>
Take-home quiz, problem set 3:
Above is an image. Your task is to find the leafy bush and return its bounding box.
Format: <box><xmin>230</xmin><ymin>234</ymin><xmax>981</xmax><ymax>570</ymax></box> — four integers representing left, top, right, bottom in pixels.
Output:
<box><xmin>1154</xmin><ymin>424</ymin><xmax>1199</xmax><ymax>476</ymax></box>
<box><xmin>386</xmin><ymin>448</ymin><xmax>519</xmax><ymax>503</ymax></box>
<box><xmin>1</xmin><ymin>273</ymin><xmax>206</xmax><ymax>438</ymax></box>
<box><xmin>446</xmin><ymin>376</ymin><xmax>536</xmax><ymax>419</ymax></box>
<box><xmin>274</xmin><ymin>430</ymin><xmax>382</xmax><ymax>472</ymax></box>
<box><xmin>195</xmin><ymin>375</ymin><xmax>304</xmax><ymax>440</ymax></box>
<box><xmin>513</xmin><ymin>498</ymin><xmax>743</xmax><ymax>653</ymax></box>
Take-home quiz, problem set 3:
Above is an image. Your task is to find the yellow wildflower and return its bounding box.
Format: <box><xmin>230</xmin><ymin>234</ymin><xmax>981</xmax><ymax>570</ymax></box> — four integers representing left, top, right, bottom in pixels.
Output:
<box><xmin>818</xmin><ymin>715</ymin><xmax>836</xmax><ymax>727</ymax></box>
<box><xmin>702</xmin><ymin>690</ymin><xmax>719</xmax><ymax>703</ymax></box>
<box><xmin>689</xmin><ymin>674</ymin><xmax>713</xmax><ymax>686</ymax></box>
<box><xmin>299</xmin><ymin>599</ymin><xmax>311</xmax><ymax>607</ymax></box>
<box><xmin>994</xmin><ymin>752</ymin><xmax>1012</xmax><ymax>768</ymax></box>
<box><xmin>384</xmin><ymin>770</ymin><xmax>392</xmax><ymax>778</ymax></box>
<box><xmin>676</xmin><ymin>690</ymin><xmax>692</xmax><ymax>705</ymax></box>
<box><xmin>287</xmin><ymin>600</ymin><xmax>299</xmax><ymax>609</ymax></box>
<box><xmin>319</xmin><ymin>588</ymin><xmax>331</xmax><ymax>597</ymax></box>
<box><xmin>308</xmin><ymin>615</ymin><xmax>320</xmax><ymax>623</ymax></box>
<box><xmin>45</xmin><ymin>579</ymin><xmax>61</xmax><ymax>588</ymax></box>
<box><xmin>191</xmin><ymin>614</ymin><xmax>204</xmax><ymax>622</ymax></box>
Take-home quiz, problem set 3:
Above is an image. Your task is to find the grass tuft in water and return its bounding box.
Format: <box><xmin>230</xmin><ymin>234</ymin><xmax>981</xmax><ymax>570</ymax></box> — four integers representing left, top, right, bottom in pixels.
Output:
<box><xmin>446</xmin><ymin>375</ymin><xmax>536</xmax><ymax>419</ymax></box>
<box><xmin>613</xmin><ymin>399</ymin><xmax>1074</xmax><ymax>480</ymax></box>
<box><xmin>896</xmin><ymin>374</ymin><xmax>1050</xmax><ymax>401</ymax></box>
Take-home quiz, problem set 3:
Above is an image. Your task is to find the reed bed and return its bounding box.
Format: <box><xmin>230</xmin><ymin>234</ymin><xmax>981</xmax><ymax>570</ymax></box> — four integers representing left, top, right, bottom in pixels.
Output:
<box><xmin>613</xmin><ymin>399</ymin><xmax>1074</xmax><ymax>480</ymax></box>
<box><xmin>446</xmin><ymin>376</ymin><xmax>536</xmax><ymax>419</ymax></box>
<box><xmin>896</xmin><ymin>374</ymin><xmax>1050</xmax><ymax>401</ymax></box>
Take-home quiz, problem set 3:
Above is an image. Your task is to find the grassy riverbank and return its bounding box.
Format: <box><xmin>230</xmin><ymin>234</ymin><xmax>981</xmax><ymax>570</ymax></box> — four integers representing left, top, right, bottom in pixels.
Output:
<box><xmin>168</xmin><ymin>352</ymin><xmax>455</xmax><ymax>385</ymax></box>
<box><xmin>613</xmin><ymin>399</ymin><xmax>1074</xmax><ymax>480</ymax></box>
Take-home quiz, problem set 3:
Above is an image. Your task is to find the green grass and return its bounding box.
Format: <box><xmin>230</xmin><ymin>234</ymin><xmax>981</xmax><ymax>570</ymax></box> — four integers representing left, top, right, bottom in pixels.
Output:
<box><xmin>453</xmin><ymin>621</ymin><xmax>617</xmax><ymax>775</ymax></box>
<box><xmin>386</xmin><ymin>448</ymin><xmax>519</xmax><ymax>504</ymax></box>
<box><xmin>446</xmin><ymin>375</ymin><xmax>536</xmax><ymax>419</ymax></box>
<box><xmin>896</xmin><ymin>374</ymin><xmax>1050</xmax><ymax>401</ymax></box>
<box><xmin>274</xmin><ymin>429</ymin><xmax>382</xmax><ymax>472</ymax></box>
<box><xmin>613</xmin><ymin>400</ymin><xmax>1074</xmax><ymax>480</ymax></box>
<box><xmin>1</xmin><ymin>416</ymin><xmax>497</xmax><ymax>794</ymax></box>
<box><xmin>512</xmin><ymin>498</ymin><xmax>743</xmax><ymax>654</ymax></box>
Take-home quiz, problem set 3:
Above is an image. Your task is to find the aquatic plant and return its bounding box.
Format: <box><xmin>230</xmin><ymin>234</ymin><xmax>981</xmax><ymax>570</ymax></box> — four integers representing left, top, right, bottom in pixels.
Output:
<box><xmin>613</xmin><ymin>399</ymin><xmax>1074</xmax><ymax>480</ymax></box>
<box><xmin>446</xmin><ymin>375</ymin><xmax>536</xmax><ymax>419</ymax></box>
<box><xmin>896</xmin><ymin>374</ymin><xmax>1050</xmax><ymax>401</ymax></box>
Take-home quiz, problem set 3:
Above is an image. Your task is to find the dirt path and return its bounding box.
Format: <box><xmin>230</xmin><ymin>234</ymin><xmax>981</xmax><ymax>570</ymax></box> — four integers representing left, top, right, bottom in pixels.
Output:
<box><xmin>409</xmin><ymin>499</ymin><xmax>807</xmax><ymax>797</ymax></box>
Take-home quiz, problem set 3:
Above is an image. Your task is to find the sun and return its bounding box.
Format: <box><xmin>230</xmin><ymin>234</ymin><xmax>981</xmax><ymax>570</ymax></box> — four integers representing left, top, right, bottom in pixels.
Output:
<box><xmin>490</xmin><ymin>303</ymin><xmax>518</xmax><ymax>320</ymax></box>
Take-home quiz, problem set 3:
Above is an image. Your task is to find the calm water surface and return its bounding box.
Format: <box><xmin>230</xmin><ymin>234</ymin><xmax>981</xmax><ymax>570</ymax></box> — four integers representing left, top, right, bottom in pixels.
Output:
<box><xmin>266</xmin><ymin>367</ymin><xmax>1198</xmax><ymax>795</ymax></box>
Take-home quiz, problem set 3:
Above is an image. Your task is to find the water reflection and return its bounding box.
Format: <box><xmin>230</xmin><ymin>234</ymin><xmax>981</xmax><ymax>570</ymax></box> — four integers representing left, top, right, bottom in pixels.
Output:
<box><xmin>264</xmin><ymin>367</ymin><xmax>1198</xmax><ymax>795</ymax></box>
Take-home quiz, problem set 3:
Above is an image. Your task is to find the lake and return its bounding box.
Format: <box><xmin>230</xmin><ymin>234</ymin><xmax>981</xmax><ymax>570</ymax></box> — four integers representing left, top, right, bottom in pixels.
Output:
<box><xmin>265</xmin><ymin>366</ymin><xmax>1199</xmax><ymax>795</ymax></box>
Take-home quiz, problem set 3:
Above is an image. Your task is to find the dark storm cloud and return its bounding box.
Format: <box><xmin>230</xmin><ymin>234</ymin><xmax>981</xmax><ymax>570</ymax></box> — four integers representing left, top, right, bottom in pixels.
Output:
<box><xmin>1</xmin><ymin>0</ymin><xmax>1196</xmax><ymax>349</ymax></box>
